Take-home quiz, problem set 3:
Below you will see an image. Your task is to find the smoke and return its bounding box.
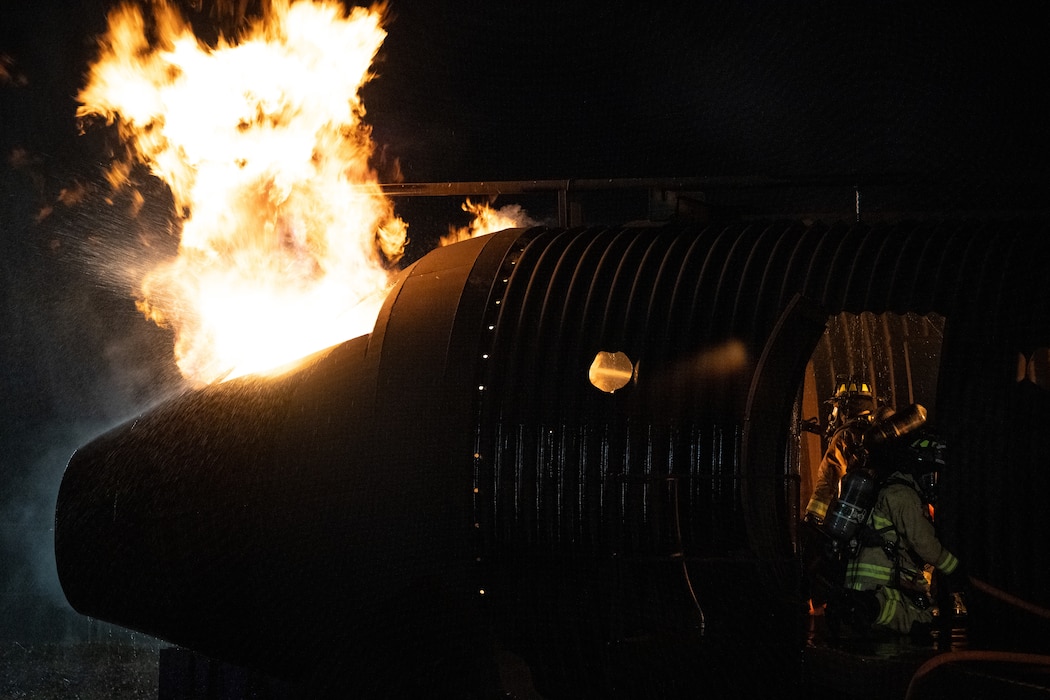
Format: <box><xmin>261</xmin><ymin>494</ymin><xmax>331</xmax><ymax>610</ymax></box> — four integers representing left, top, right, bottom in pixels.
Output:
<box><xmin>2</xmin><ymin>427</ymin><xmax>98</xmax><ymax>606</ymax></box>
<box><xmin>0</xmin><ymin>418</ymin><xmax>171</xmax><ymax>643</ymax></box>
<box><xmin>1</xmin><ymin>147</ymin><xmax>187</xmax><ymax>643</ymax></box>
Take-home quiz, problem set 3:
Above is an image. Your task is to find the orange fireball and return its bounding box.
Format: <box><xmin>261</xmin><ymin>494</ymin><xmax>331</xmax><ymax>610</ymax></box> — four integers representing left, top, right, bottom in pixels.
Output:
<box><xmin>78</xmin><ymin>0</ymin><xmax>406</xmax><ymax>384</ymax></box>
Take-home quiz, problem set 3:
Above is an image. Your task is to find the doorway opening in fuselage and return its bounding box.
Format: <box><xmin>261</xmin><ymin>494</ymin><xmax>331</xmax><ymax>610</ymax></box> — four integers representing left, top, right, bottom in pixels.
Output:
<box><xmin>797</xmin><ymin>311</ymin><xmax>946</xmax><ymax>507</ymax></box>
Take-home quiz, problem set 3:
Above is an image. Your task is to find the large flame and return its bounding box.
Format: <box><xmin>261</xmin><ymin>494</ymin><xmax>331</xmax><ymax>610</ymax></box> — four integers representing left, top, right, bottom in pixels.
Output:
<box><xmin>441</xmin><ymin>198</ymin><xmax>537</xmax><ymax>246</ymax></box>
<box><xmin>77</xmin><ymin>0</ymin><xmax>406</xmax><ymax>384</ymax></box>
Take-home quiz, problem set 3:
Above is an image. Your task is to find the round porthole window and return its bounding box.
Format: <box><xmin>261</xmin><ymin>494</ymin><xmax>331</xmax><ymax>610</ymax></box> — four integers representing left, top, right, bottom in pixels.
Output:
<box><xmin>589</xmin><ymin>350</ymin><xmax>634</xmax><ymax>393</ymax></box>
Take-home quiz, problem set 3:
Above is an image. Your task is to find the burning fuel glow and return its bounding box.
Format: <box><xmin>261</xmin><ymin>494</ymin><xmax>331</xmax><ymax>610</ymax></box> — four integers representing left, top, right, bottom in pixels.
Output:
<box><xmin>441</xmin><ymin>199</ymin><xmax>538</xmax><ymax>246</ymax></box>
<box><xmin>77</xmin><ymin>0</ymin><xmax>407</xmax><ymax>385</ymax></box>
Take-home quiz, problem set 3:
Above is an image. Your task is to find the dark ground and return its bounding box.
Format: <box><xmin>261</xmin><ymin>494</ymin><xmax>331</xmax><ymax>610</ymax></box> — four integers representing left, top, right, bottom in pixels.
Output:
<box><xmin>0</xmin><ymin>642</ymin><xmax>157</xmax><ymax>699</ymax></box>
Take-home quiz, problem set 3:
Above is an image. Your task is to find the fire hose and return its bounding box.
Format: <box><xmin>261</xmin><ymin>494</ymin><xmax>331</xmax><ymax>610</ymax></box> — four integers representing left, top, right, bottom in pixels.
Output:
<box><xmin>903</xmin><ymin>576</ymin><xmax>1050</xmax><ymax>700</ymax></box>
<box><xmin>967</xmin><ymin>575</ymin><xmax>1050</xmax><ymax>622</ymax></box>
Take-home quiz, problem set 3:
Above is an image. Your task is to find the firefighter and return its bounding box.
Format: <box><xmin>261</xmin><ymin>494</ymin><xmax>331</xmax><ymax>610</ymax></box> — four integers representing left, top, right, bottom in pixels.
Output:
<box><xmin>804</xmin><ymin>377</ymin><xmax>884</xmax><ymax>524</ymax></box>
<box><xmin>801</xmin><ymin>377</ymin><xmax>884</xmax><ymax>610</ymax></box>
<box><xmin>828</xmin><ymin>434</ymin><xmax>964</xmax><ymax>637</ymax></box>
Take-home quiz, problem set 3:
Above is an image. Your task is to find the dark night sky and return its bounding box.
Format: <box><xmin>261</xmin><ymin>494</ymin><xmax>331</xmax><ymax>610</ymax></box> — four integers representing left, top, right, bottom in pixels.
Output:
<box><xmin>1</xmin><ymin>0</ymin><xmax>1048</xmax><ymax>640</ymax></box>
<box><xmin>363</xmin><ymin>3</ymin><xmax>1048</xmax><ymax>193</ymax></box>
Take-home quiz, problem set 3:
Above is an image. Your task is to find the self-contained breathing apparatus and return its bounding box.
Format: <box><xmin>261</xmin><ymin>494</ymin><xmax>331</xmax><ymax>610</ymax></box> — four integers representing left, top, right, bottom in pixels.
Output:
<box><xmin>819</xmin><ymin>403</ymin><xmax>929</xmax><ymax>559</ymax></box>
